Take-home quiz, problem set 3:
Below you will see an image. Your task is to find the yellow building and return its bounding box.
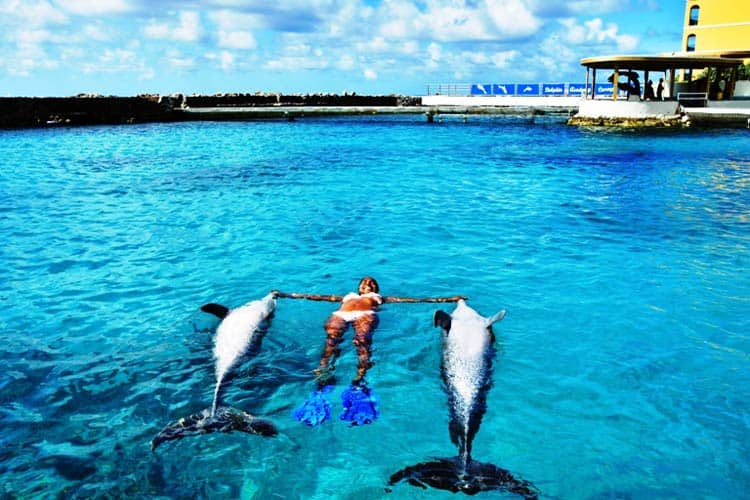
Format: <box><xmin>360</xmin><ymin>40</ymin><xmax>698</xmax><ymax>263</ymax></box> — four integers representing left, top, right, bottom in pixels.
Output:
<box><xmin>681</xmin><ymin>1</ymin><xmax>750</xmax><ymax>58</ymax></box>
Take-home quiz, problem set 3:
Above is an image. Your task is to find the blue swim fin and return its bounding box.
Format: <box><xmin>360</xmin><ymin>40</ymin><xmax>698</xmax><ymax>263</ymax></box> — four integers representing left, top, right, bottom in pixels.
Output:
<box><xmin>340</xmin><ymin>384</ymin><xmax>379</xmax><ymax>426</ymax></box>
<box><xmin>293</xmin><ymin>385</ymin><xmax>332</xmax><ymax>426</ymax></box>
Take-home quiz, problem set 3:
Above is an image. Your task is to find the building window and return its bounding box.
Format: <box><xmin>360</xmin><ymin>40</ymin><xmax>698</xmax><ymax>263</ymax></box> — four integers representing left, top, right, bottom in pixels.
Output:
<box><xmin>686</xmin><ymin>34</ymin><xmax>696</xmax><ymax>52</ymax></box>
<box><xmin>689</xmin><ymin>5</ymin><xmax>700</xmax><ymax>26</ymax></box>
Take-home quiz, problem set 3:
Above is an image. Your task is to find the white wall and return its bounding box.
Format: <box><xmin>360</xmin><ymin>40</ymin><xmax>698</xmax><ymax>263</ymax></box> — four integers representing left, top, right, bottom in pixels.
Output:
<box><xmin>734</xmin><ymin>80</ymin><xmax>750</xmax><ymax>97</ymax></box>
<box><xmin>577</xmin><ymin>99</ymin><xmax>680</xmax><ymax>118</ymax></box>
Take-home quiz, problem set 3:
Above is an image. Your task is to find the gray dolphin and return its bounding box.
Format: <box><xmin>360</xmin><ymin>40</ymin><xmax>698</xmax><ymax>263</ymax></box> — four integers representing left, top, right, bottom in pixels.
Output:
<box><xmin>151</xmin><ymin>293</ymin><xmax>278</xmax><ymax>451</ymax></box>
<box><xmin>389</xmin><ymin>300</ymin><xmax>538</xmax><ymax>498</ymax></box>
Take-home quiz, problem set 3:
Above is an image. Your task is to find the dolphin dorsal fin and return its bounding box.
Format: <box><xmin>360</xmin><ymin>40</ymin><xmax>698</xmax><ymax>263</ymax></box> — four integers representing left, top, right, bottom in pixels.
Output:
<box><xmin>434</xmin><ymin>310</ymin><xmax>452</xmax><ymax>331</ymax></box>
<box><xmin>201</xmin><ymin>303</ymin><xmax>230</xmax><ymax>319</ymax></box>
<box><xmin>486</xmin><ymin>310</ymin><xmax>506</xmax><ymax>326</ymax></box>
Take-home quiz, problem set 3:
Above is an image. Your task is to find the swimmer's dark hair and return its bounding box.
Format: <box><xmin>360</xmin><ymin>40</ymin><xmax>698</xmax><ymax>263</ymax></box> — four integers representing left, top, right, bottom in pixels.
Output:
<box><xmin>358</xmin><ymin>276</ymin><xmax>379</xmax><ymax>294</ymax></box>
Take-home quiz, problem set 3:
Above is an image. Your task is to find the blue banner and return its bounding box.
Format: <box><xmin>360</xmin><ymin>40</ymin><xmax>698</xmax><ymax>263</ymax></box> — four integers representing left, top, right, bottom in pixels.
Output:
<box><xmin>595</xmin><ymin>84</ymin><xmax>615</xmax><ymax>95</ymax></box>
<box><xmin>517</xmin><ymin>84</ymin><xmax>540</xmax><ymax>96</ymax></box>
<box><xmin>542</xmin><ymin>83</ymin><xmax>566</xmax><ymax>96</ymax></box>
<box><xmin>567</xmin><ymin>83</ymin><xmax>587</xmax><ymax>96</ymax></box>
<box><xmin>493</xmin><ymin>84</ymin><xmax>515</xmax><ymax>95</ymax></box>
<box><xmin>470</xmin><ymin>84</ymin><xmax>492</xmax><ymax>95</ymax></box>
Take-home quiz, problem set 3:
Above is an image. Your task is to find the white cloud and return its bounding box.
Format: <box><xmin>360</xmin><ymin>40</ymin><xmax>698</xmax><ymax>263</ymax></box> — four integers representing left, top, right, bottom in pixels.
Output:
<box><xmin>56</xmin><ymin>0</ymin><xmax>133</xmax><ymax>16</ymax></box>
<box><xmin>337</xmin><ymin>53</ymin><xmax>355</xmax><ymax>70</ymax></box>
<box><xmin>616</xmin><ymin>33</ymin><xmax>639</xmax><ymax>52</ymax></box>
<box><xmin>485</xmin><ymin>0</ymin><xmax>541</xmax><ymax>38</ymax></box>
<box><xmin>82</xmin><ymin>24</ymin><xmax>111</xmax><ymax>42</ymax></box>
<box><xmin>263</xmin><ymin>43</ymin><xmax>329</xmax><ymax>71</ymax></box>
<box><xmin>401</xmin><ymin>40</ymin><xmax>418</xmax><ymax>55</ymax></box>
<box><xmin>558</xmin><ymin>17</ymin><xmax>640</xmax><ymax>52</ymax></box>
<box><xmin>209</xmin><ymin>10</ymin><xmax>264</xmax><ymax>31</ymax></box>
<box><xmin>218</xmin><ymin>30</ymin><xmax>257</xmax><ymax>50</ymax></box>
<box><xmin>17</xmin><ymin>28</ymin><xmax>53</xmax><ymax>45</ymax></box>
<box><xmin>79</xmin><ymin>47</ymin><xmax>151</xmax><ymax>79</ymax></box>
<box><xmin>143</xmin><ymin>23</ymin><xmax>170</xmax><ymax>39</ymax></box>
<box><xmin>206</xmin><ymin>50</ymin><xmax>235</xmax><ymax>71</ymax></box>
<box><xmin>419</xmin><ymin>5</ymin><xmax>492</xmax><ymax>42</ymax></box>
<box><xmin>426</xmin><ymin>41</ymin><xmax>442</xmax><ymax>70</ymax></box>
<box><xmin>166</xmin><ymin>49</ymin><xmax>195</xmax><ymax>70</ymax></box>
<box><xmin>169</xmin><ymin>57</ymin><xmax>195</xmax><ymax>69</ymax></box>
<box><xmin>144</xmin><ymin>11</ymin><xmax>201</xmax><ymax>42</ymax></box>
<box><xmin>378</xmin><ymin>1</ymin><xmax>420</xmax><ymax>38</ymax></box>
<box><xmin>356</xmin><ymin>36</ymin><xmax>390</xmax><ymax>54</ymax></box>
<box><xmin>373</xmin><ymin>0</ymin><xmax>542</xmax><ymax>43</ymax></box>
<box><xmin>173</xmin><ymin>12</ymin><xmax>201</xmax><ymax>42</ymax></box>
<box><xmin>364</xmin><ymin>68</ymin><xmax>377</xmax><ymax>80</ymax></box>
<box><xmin>1</xmin><ymin>0</ymin><xmax>68</xmax><ymax>26</ymax></box>
<box><xmin>491</xmin><ymin>50</ymin><xmax>520</xmax><ymax>68</ymax></box>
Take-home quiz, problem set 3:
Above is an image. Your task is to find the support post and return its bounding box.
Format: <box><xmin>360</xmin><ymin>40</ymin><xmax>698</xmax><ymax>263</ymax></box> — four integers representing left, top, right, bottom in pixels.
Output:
<box><xmin>669</xmin><ymin>68</ymin><xmax>676</xmax><ymax>100</ymax></box>
<box><xmin>592</xmin><ymin>69</ymin><xmax>597</xmax><ymax>99</ymax></box>
<box><xmin>613</xmin><ymin>67</ymin><xmax>619</xmax><ymax>101</ymax></box>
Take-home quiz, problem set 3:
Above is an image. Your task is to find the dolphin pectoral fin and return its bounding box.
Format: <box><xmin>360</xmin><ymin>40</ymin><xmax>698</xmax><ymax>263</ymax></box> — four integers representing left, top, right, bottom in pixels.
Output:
<box><xmin>151</xmin><ymin>406</ymin><xmax>277</xmax><ymax>451</ymax></box>
<box><xmin>200</xmin><ymin>303</ymin><xmax>230</xmax><ymax>319</ymax></box>
<box><xmin>486</xmin><ymin>309</ymin><xmax>507</xmax><ymax>327</ymax></box>
<box><xmin>434</xmin><ymin>310</ymin><xmax>452</xmax><ymax>331</ymax></box>
<box><xmin>388</xmin><ymin>457</ymin><xmax>539</xmax><ymax>499</ymax></box>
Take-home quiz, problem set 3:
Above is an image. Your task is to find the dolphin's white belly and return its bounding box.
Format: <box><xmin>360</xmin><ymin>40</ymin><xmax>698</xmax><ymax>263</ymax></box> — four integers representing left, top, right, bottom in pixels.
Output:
<box><xmin>214</xmin><ymin>296</ymin><xmax>275</xmax><ymax>379</ymax></box>
<box><xmin>443</xmin><ymin>321</ymin><xmax>490</xmax><ymax>423</ymax></box>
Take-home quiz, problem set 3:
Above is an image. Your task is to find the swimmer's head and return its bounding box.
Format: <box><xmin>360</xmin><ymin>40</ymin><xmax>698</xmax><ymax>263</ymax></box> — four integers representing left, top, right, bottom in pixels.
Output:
<box><xmin>358</xmin><ymin>276</ymin><xmax>379</xmax><ymax>294</ymax></box>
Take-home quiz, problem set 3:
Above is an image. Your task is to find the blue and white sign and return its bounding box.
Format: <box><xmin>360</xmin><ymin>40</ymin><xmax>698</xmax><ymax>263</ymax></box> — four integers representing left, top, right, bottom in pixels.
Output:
<box><xmin>595</xmin><ymin>83</ymin><xmax>615</xmax><ymax>95</ymax></box>
<box><xmin>542</xmin><ymin>83</ymin><xmax>565</xmax><ymax>96</ymax></box>
<box><xmin>567</xmin><ymin>83</ymin><xmax>587</xmax><ymax>96</ymax></box>
<box><xmin>493</xmin><ymin>84</ymin><xmax>515</xmax><ymax>95</ymax></box>
<box><xmin>517</xmin><ymin>84</ymin><xmax>540</xmax><ymax>96</ymax></box>
<box><xmin>471</xmin><ymin>84</ymin><xmax>493</xmax><ymax>95</ymax></box>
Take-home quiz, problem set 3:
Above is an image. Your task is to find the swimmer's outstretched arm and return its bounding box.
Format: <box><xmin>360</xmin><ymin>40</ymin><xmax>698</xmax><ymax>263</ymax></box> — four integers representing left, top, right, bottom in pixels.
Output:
<box><xmin>271</xmin><ymin>290</ymin><xmax>466</xmax><ymax>303</ymax></box>
<box><xmin>271</xmin><ymin>291</ymin><xmax>344</xmax><ymax>302</ymax></box>
<box><xmin>382</xmin><ymin>295</ymin><xmax>467</xmax><ymax>303</ymax></box>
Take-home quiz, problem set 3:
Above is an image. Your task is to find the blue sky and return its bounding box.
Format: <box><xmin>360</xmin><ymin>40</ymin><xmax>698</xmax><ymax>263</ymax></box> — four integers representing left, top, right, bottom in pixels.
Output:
<box><xmin>0</xmin><ymin>0</ymin><xmax>687</xmax><ymax>97</ymax></box>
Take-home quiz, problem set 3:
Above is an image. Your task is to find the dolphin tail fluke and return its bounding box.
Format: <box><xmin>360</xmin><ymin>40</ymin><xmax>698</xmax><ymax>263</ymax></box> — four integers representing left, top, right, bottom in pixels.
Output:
<box><xmin>388</xmin><ymin>457</ymin><xmax>539</xmax><ymax>499</ymax></box>
<box><xmin>151</xmin><ymin>406</ymin><xmax>277</xmax><ymax>451</ymax></box>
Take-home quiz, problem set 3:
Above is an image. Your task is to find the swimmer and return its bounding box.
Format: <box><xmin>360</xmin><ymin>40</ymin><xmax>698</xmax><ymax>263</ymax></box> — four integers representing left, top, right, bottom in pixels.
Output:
<box><xmin>273</xmin><ymin>277</ymin><xmax>464</xmax><ymax>426</ymax></box>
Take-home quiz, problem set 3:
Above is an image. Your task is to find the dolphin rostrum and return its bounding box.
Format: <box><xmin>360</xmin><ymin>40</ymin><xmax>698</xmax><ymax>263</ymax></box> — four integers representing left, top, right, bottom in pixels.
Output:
<box><xmin>151</xmin><ymin>293</ymin><xmax>279</xmax><ymax>451</ymax></box>
<box><xmin>388</xmin><ymin>300</ymin><xmax>538</xmax><ymax>498</ymax></box>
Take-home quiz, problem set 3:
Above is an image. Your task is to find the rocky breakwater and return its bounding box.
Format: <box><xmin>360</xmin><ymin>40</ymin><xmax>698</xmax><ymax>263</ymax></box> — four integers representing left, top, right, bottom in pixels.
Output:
<box><xmin>0</xmin><ymin>94</ymin><xmax>182</xmax><ymax>128</ymax></box>
<box><xmin>0</xmin><ymin>93</ymin><xmax>422</xmax><ymax>128</ymax></box>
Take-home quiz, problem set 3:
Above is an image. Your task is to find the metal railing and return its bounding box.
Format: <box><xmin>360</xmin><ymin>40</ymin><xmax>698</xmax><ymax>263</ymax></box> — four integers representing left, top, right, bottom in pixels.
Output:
<box><xmin>677</xmin><ymin>92</ymin><xmax>708</xmax><ymax>107</ymax></box>
<box><xmin>426</xmin><ymin>83</ymin><xmax>596</xmax><ymax>97</ymax></box>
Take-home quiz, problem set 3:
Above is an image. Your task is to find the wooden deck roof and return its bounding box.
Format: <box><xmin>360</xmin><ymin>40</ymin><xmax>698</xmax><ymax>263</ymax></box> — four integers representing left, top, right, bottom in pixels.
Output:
<box><xmin>580</xmin><ymin>55</ymin><xmax>742</xmax><ymax>71</ymax></box>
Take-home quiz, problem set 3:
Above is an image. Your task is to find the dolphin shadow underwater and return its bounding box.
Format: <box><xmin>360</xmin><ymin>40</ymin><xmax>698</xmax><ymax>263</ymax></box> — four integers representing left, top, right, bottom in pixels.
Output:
<box><xmin>151</xmin><ymin>293</ymin><xmax>279</xmax><ymax>451</ymax></box>
<box><xmin>388</xmin><ymin>300</ymin><xmax>539</xmax><ymax>498</ymax></box>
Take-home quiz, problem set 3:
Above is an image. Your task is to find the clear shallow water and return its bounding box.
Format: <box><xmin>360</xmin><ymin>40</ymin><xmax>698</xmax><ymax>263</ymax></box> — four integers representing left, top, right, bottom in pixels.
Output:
<box><xmin>1</xmin><ymin>116</ymin><xmax>749</xmax><ymax>499</ymax></box>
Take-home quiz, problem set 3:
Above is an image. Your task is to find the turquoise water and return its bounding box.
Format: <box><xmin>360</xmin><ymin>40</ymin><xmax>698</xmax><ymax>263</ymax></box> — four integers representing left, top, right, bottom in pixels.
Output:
<box><xmin>1</xmin><ymin>115</ymin><xmax>749</xmax><ymax>499</ymax></box>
